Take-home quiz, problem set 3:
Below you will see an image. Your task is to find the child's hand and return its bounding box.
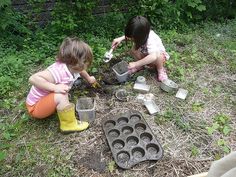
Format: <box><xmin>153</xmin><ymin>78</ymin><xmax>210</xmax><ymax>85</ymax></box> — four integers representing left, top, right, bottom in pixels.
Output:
<box><xmin>128</xmin><ymin>62</ymin><xmax>139</xmax><ymax>74</ymax></box>
<box><xmin>92</xmin><ymin>82</ymin><xmax>101</xmax><ymax>88</ymax></box>
<box><xmin>87</xmin><ymin>76</ymin><xmax>96</xmax><ymax>84</ymax></box>
<box><xmin>128</xmin><ymin>62</ymin><xmax>137</xmax><ymax>71</ymax></box>
<box><xmin>54</xmin><ymin>84</ymin><xmax>70</xmax><ymax>93</ymax></box>
<box><xmin>112</xmin><ymin>36</ymin><xmax>124</xmax><ymax>49</ymax></box>
<box><xmin>128</xmin><ymin>62</ymin><xmax>137</xmax><ymax>69</ymax></box>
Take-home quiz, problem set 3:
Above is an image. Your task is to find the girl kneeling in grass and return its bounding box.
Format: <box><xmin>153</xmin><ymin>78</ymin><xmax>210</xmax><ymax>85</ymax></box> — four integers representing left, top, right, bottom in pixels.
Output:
<box><xmin>112</xmin><ymin>16</ymin><xmax>169</xmax><ymax>82</ymax></box>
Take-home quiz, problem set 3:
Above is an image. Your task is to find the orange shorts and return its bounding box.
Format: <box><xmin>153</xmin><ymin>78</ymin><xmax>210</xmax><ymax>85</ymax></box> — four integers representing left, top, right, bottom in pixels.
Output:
<box><xmin>26</xmin><ymin>93</ymin><xmax>56</xmax><ymax>119</ymax></box>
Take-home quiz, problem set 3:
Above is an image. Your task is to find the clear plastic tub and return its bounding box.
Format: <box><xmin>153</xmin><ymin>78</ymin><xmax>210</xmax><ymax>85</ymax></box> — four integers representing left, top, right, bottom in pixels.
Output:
<box><xmin>76</xmin><ymin>97</ymin><xmax>96</xmax><ymax>123</ymax></box>
<box><xmin>112</xmin><ymin>61</ymin><xmax>129</xmax><ymax>83</ymax></box>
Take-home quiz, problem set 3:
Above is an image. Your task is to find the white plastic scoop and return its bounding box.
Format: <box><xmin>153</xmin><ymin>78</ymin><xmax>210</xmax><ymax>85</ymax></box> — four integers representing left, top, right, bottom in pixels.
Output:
<box><xmin>103</xmin><ymin>48</ymin><xmax>113</xmax><ymax>63</ymax></box>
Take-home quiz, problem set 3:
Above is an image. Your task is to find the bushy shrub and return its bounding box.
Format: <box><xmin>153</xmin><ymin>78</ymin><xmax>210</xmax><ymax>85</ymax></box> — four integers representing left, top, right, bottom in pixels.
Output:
<box><xmin>203</xmin><ymin>0</ymin><xmax>236</xmax><ymax>21</ymax></box>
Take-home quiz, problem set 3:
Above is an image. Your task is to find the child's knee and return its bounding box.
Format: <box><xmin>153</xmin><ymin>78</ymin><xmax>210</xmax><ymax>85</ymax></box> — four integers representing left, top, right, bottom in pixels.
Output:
<box><xmin>54</xmin><ymin>93</ymin><xmax>69</xmax><ymax>104</ymax></box>
<box><xmin>155</xmin><ymin>53</ymin><xmax>166</xmax><ymax>65</ymax></box>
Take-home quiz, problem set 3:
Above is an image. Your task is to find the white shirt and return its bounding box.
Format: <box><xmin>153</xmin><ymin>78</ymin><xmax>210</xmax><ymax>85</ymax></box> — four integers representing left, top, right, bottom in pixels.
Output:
<box><xmin>139</xmin><ymin>30</ymin><xmax>167</xmax><ymax>55</ymax></box>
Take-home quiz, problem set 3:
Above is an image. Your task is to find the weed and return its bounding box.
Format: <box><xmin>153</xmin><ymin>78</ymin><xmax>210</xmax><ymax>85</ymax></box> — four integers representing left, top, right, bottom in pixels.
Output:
<box><xmin>191</xmin><ymin>145</ymin><xmax>200</xmax><ymax>157</ymax></box>
<box><xmin>108</xmin><ymin>160</ymin><xmax>116</xmax><ymax>173</ymax></box>
<box><xmin>214</xmin><ymin>114</ymin><xmax>232</xmax><ymax>135</ymax></box>
<box><xmin>155</xmin><ymin>109</ymin><xmax>174</xmax><ymax>124</ymax></box>
<box><xmin>207</xmin><ymin>122</ymin><xmax>220</xmax><ymax>135</ymax></box>
<box><xmin>0</xmin><ymin>151</ymin><xmax>6</xmax><ymax>162</ymax></box>
<box><xmin>206</xmin><ymin>114</ymin><xmax>232</xmax><ymax>136</ymax></box>
<box><xmin>155</xmin><ymin>109</ymin><xmax>191</xmax><ymax>131</ymax></box>
<box><xmin>217</xmin><ymin>139</ymin><xmax>230</xmax><ymax>154</ymax></box>
<box><xmin>191</xmin><ymin>102</ymin><xmax>204</xmax><ymax>112</ymax></box>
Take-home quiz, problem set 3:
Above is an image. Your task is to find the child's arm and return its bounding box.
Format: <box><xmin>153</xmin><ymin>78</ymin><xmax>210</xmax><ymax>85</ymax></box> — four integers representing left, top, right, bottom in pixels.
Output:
<box><xmin>79</xmin><ymin>70</ymin><xmax>96</xmax><ymax>84</ymax></box>
<box><xmin>128</xmin><ymin>52</ymin><xmax>160</xmax><ymax>69</ymax></box>
<box><xmin>112</xmin><ymin>36</ymin><xmax>126</xmax><ymax>49</ymax></box>
<box><xmin>29</xmin><ymin>70</ymin><xmax>70</xmax><ymax>93</ymax></box>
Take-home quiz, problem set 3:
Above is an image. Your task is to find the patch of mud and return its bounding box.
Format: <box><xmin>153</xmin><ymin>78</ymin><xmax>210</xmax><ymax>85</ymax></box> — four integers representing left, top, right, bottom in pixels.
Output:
<box><xmin>77</xmin><ymin>151</ymin><xmax>106</xmax><ymax>173</ymax></box>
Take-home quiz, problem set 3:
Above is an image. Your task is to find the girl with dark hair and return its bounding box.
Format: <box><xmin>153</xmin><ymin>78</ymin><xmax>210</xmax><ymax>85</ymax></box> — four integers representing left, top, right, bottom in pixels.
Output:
<box><xmin>112</xmin><ymin>16</ymin><xmax>169</xmax><ymax>82</ymax></box>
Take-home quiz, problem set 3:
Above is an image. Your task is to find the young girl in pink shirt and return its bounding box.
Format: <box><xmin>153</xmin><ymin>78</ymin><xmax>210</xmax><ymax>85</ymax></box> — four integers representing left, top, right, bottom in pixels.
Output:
<box><xmin>112</xmin><ymin>16</ymin><xmax>169</xmax><ymax>82</ymax></box>
<box><xmin>26</xmin><ymin>37</ymin><xmax>97</xmax><ymax>133</ymax></box>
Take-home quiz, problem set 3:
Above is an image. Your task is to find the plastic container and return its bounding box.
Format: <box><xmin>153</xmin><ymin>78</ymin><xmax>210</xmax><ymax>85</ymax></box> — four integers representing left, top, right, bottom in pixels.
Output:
<box><xmin>102</xmin><ymin>110</ymin><xmax>163</xmax><ymax>169</ymax></box>
<box><xmin>76</xmin><ymin>97</ymin><xmax>96</xmax><ymax>123</ymax></box>
<box><xmin>160</xmin><ymin>79</ymin><xmax>178</xmax><ymax>93</ymax></box>
<box><xmin>112</xmin><ymin>61</ymin><xmax>129</xmax><ymax>83</ymax></box>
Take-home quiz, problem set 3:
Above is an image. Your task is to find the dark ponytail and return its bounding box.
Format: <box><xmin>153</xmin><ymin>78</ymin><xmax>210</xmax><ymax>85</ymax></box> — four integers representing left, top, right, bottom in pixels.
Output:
<box><xmin>125</xmin><ymin>16</ymin><xmax>150</xmax><ymax>50</ymax></box>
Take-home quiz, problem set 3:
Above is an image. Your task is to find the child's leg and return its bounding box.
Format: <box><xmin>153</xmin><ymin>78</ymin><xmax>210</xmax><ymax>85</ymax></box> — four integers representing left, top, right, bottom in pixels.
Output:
<box><xmin>26</xmin><ymin>92</ymin><xmax>71</xmax><ymax>119</ymax></box>
<box><xmin>27</xmin><ymin>92</ymin><xmax>89</xmax><ymax>132</ymax></box>
<box><xmin>54</xmin><ymin>93</ymin><xmax>89</xmax><ymax>132</ymax></box>
<box><xmin>153</xmin><ymin>52</ymin><xmax>168</xmax><ymax>81</ymax></box>
<box><xmin>54</xmin><ymin>92</ymin><xmax>70</xmax><ymax>110</ymax></box>
<box><xmin>154</xmin><ymin>52</ymin><xmax>165</xmax><ymax>70</ymax></box>
<box><xmin>26</xmin><ymin>93</ymin><xmax>56</xmax><ymax>119</ymax></box>
<box><xmin>27</xmin><ymin>92</ymin><xmax>78</xmax><ymax>119</ymax></box>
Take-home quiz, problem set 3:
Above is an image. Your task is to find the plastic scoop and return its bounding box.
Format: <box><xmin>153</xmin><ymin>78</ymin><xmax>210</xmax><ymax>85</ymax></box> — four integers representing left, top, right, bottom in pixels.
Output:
<box><xmin>103</xmin><ymin>48</ymin><xmax>113</xmax><ymax>63</ymax></box>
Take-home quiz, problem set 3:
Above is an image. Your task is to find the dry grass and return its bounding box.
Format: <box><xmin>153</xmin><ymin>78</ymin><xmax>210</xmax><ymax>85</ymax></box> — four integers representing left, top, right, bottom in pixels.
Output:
<box><xmin>51</xmin><ymin>62</ymin><xmax>235</xmax><ymax>177</ymax></box>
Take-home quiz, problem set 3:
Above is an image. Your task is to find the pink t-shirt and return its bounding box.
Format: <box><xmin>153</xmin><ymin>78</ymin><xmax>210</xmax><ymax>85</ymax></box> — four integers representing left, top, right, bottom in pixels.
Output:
<box><xmin>26</xmin><ymin>62</ymin><xmax>74</xmax><ymax>106</ymax></box>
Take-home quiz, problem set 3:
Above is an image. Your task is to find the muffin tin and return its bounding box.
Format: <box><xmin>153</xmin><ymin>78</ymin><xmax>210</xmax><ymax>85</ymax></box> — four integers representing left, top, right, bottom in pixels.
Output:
<box><xmin>102</xmin><ymin>110</ymin><xmax>163</xmax><ymax>169</ymax></box>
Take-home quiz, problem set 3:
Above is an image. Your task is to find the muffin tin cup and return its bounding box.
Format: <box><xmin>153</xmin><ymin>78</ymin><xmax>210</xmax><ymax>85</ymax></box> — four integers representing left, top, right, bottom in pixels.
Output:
<box><xmin>103</xmin><ymin>110</ymin><xmax>163</xmax><ymax>169</ymax></box>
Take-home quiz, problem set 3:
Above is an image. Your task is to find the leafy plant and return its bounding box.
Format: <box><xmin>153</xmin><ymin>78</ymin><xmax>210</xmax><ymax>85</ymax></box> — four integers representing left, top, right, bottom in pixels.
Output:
<box><xmin>155</xmin><ymin>109</ymin><xmax>191</xmax><ymax>131</ymax></box>
<box><xmin>108</xmin><ymin>160</ymin><xmax>116</xmax><ymax>173</ymax></box>
<box><xmin>0</xmin><ymin>0</ymin><xmax>30</xmax><ymax>43</ymax></box>
<box><xmin>214</xmin><ymin>114</ymin><xmax>232</xmax><ymax>135</ymax></box>
<box><xmin>0</xmin><ymin>151</ymin><xmax>7</xmax><ymax>161</ymax></box>
<box><xmin>191</xmin><ymin>145</ymin><xmax>200</xmax><ymax>157</ymax></box>
<box><xmin>179</xmin><ymin>0</ymin><xmax>206</xmax><ymax>20</ymax></box>
<box><xmin>207</xmin><ymin>122</ymin><xmax>219</xmax><ymax>135</ymax></box>
<box><xmin>49</xmin><ymin>0</ymin><xmax>98</xmax><ymax>35</ymax></box>
<box><xmin>155</xmin><ymin>109</ymin><xmax>175</xmax><ymax>124</ymax></box>
<box><xmin>217</xmin><ymin>139</ymin><xmax>230</xmax><ymax>154</ymax></box>
<box><xmin>206</xmin><ymin>114</ymin><xmax>232</xmax><ymax>136</ymax></box>
<box><xmin>192</xmin><ymin>102</ymin><xmax>204</xmax><ymax>112</ymax></box>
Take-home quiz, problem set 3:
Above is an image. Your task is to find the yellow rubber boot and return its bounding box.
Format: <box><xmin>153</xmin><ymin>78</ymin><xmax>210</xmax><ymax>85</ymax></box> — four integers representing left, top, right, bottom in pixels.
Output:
<box><xmin>57</xmin><ymin>103</ymin><xmax>89</xmax><ymax>133</ymax></box>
